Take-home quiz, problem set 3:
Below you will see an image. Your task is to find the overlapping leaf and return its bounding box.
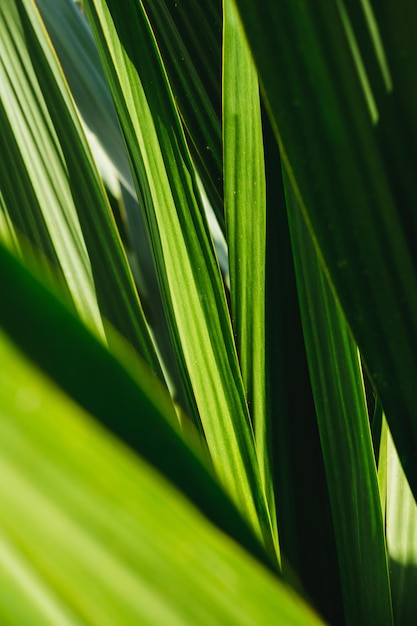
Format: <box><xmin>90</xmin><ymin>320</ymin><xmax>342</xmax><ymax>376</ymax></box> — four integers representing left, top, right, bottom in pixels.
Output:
<box><xmin>263</xmin><ymin>125</ymin><xmax>344</xmax><ymax>623</ymax></box>
<box><xmin>141</xmin><ymin>0</ymin><xmax>224</xmax><ymax>231</ymax></box>
<box><xmin>0</xmin><ymin>0</ymin><xmax>162</xmax><ymax>378</ymax></box>
<box><xmin>286</xmin><ymin>177</ymin><xmax>393</xmax><ymax>625</ymax></box>
<box><xmin>35</xmin><ymin>0</ymin><xmax>190</xmax><ymax>416</ymax></box>
<box><xmin>386</xmin><ymin>430</ymin><xmax>417</xmax><ymax>625</ymax></box>
<box><xmin>0</xmin><ymin>241</ymin><xmax>270</xmax><ymax>569</ymax></box>
<box><xmin>222</xmin><ymin>0</ymin><xmax>275</xmax><ymax>532</ymax></box>
<box><xmin>0</xmin><ymin>295</ymin><xmax>324</xmax><ymax>625</ymax></box>
<box><xmin>83</xmin><ymin>0</ymin><xmax>277</xmax><ymax>560</ymax></box>
<box><xmin>234</xmin><ymin>0</ymin><xmax>417</xmax><ymax>503</ymax></box>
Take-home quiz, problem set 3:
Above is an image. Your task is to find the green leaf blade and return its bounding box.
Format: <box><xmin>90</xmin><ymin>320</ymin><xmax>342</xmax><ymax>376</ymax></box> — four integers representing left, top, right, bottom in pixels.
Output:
<box><xmin>141</xmin><ymin>0</ymin><xmax>224</xmax><ymax>232</ymax></box>
<box><xmin>286</xmin><ymin>178</ymin><xmax>393</xmax><ymax>626</ymax></box>
<box><xmin>223</xmin><ymin>0</ymin><xmax>276</xmax><ymax>542</ymax></box>
<box><xmin>0</xmin><ymin>239</ymin><xmax>274</xmax><ymax>571</ymax></box>
<box><xmin>233</xmin><ymin>0</ymin><xmax>417</xmax><ymax>504</ymax></box>
<box><xmin>0</xmin><ymin>0</ymin><xmax>163</xmax><ymax>378</ymax></box>
<box><xmin>0</xmin><ymin>292</ymin><xmax>324</xmax><ymax>626</ymax></box>
<box><xmin>83</xmin><ymin>0</ymin><xmax>277</xmax><ymax>560</ymax></box>
<box><xmin>386</xmin><ymin>429</ymin><xmax>417</xmax><ymax>626</ymax></box>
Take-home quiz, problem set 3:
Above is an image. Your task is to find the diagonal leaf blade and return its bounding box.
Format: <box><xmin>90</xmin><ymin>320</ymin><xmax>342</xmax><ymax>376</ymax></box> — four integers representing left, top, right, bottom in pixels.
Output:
<box><xmin>386</xmin><ymin>429</ymin><xmax>417</xmax><ymax>626</ymax></box>
<box><xmin>233</xmin><ymin>0</ymin><xmax>417</xmax><ymax>503</ymax></box>
<box><xmin>0</xmin><ymin>0</ymin><xmax>162</xmax><ymax>379</ymax></box>
<box><xmin>35</xmin><ymin>0</ymin><xmax>192</xmax><ymax>421</ymax></box>
<box><xmin>83</xmin><ymin>0</ymin><xmax>277</xmax><ymax>560</ymax></box>
<box><xmin>0</xmin><ymin>239</ymin><xmax>275</xmax><ymax>571</ymax></box>
<box><xmin>0</xmin><ymin>324</ymin><xmax>325</xmax><ymax>626</ymax></box>
<box><xmin>262</xmin><ymin>120</ymin><xmax>344</xmax><ymax>623</ymax></box>
<box><xmin>286</xmin><ymin>175</ymin><xmax>393</xmax><ymax>625</ymax></box>
<box><xmin>222</xmin><ymin>0</ymin><xmax>275</xmax><ymax>534</ymax></box>
<box><xmin>141</xmin><ymin>0</ymin><xmax>224</xmax><ymax>232</ymax></box>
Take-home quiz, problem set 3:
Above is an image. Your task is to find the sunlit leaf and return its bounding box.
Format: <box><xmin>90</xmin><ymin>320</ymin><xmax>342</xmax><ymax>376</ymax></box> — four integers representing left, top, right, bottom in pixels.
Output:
<box><xmin>83</xmin><ymin>0</ymin><xmax>277</xmax><ymax>560</ymax></box>
<box><xmin>386</xmin><ymin>431</ymin><xmax>417</xmax><ymax>626</ymax></box>
<box><xmin>0</xmin><ymin>325</ymin><xmax>324</xmax><ymax>626</ymax></box>
<box><xmin>223</xmin><ymin>0</ymin><xmax>275</xmax><ymax>536</ymax></box>
<box><xmin>0</xmin><ymin>0</ymin><xmax>162</xmax><ymax>378</ymax></box>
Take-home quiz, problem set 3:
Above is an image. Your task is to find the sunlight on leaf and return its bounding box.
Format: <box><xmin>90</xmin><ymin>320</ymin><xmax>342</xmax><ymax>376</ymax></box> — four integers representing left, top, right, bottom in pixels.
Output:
<box><xmin>0</xmin><ymin>327</ymin><xmax>324</xmax><ymax>626</ymax></box>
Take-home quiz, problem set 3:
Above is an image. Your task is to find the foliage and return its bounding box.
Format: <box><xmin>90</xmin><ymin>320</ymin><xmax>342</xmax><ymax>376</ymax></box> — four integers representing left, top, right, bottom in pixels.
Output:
<box><xmin>1</xmin><ymin>0</ymin><xmax>417</xmax><ymax>624</ymax></box>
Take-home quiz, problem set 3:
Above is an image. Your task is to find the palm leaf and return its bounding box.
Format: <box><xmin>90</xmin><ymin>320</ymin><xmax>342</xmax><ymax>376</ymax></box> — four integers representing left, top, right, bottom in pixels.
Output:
<box><xmin>263</xmin><ymin>126</ymin><xmax>344</xmax><ymax>623</ymax></box>
<box><xmin>286</xmin><ymin>176</ymin><xmax>393</xmax><ymax>625</ymax></box>
<box><xmin>35</xmin><ymin>0</ymin><xmax>191</xmax><ymax>417</ymax></box>
<box><xmin>0</xmin><ymin>287</ymin><xmax>324</xmax><ymax>625</ymax></box>
<box><xmin>0</xmin><ymin>0</ymin><xmax>162</xmax><ymax>378</ymax></box>
<box><xmin>222</xmin><ymin>0</ymin><xmax>274</xmax><ymax>529</ymax></box>
<box><xmin>386</xmin><ymin>430</ymin><xmax>417</xmax><ymax>625</ymax></box>
<box><xmin>141</xmin><ymin>0</ymin><xmax>224</xmax><ymax>231</ymax></box>
<box><xmin>2</xmin><ymin>0</ymin><xmax>417</xmax><ymax>622</ymax></box>
<box><xmin>234</xmin><ymin>0</ymin><xmax>417</xmax><ymax>503</ymax></box>
<box><xmin>0</xmin><ymin>240</ymin><xmax>265</xmax><ymax>559</ymax></box>
<box><xmin>83</xmin><ymin>0</ymin><xmax>277</xmax><ymax>560</ymax></box>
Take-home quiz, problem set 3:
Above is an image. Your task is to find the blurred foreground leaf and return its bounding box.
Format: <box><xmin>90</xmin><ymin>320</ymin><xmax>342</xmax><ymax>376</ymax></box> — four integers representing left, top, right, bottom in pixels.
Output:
<box><xmin>0</xmin><ymin>323</ymin><xmax>325</xmax><ymax>626</ymax></box>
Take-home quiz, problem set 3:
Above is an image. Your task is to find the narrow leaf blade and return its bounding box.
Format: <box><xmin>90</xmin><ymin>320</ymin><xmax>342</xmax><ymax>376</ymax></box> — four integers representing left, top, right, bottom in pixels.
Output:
<box><xmin>0</xmin><ymin>0</ymin><xmax>162</xmax><ymax>377</ymax></box>
<box><xmin>83</xmin><ymin>0</ymin><xmax>277</xmax><ymax>558</ymax></box>
<box><xmin>223</xmin><ymin>0</ymin><xmax>275</xmax><ymax>538</ymax></box>
<box><xmin>286</xmin><ymin>177</ymin><xmax>393</xmax><ymax>625</ymax></box>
